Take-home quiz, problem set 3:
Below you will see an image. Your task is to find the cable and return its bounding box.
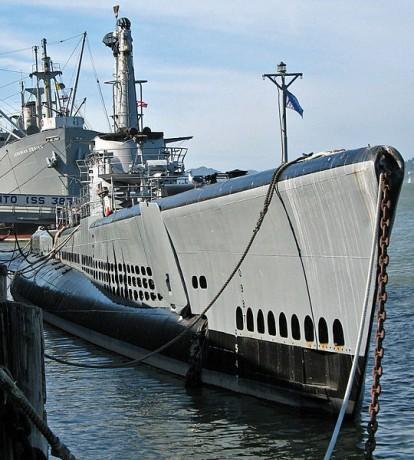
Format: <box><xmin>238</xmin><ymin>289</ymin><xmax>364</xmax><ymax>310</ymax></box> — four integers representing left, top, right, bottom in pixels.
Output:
<box><xmin>43</xmin><ymin>157</ymin><xmax>300</xmax><ymax>370</ymax></box>
<box><xmin>0</xmin><ymin>367</ymin><xmax>76</xmax><ymax>460</ymax></box>
<box><xmin>323</xmin><ymin>173</ymin><xmax>384</xmax><ymax>460</ymax></box>
<box><xmin>86</xmin><ymin>36</ymin><xmax>112</xmax><ymax>132</ymax></box>
<box><xmin>8</xmin><ymin>166</ymin><xmax>48</xmax><ymax>193</ymax></box>
<box><xmin>274</xmin><ymin>183</ymin><xmax>318</xmax><ymax>348</ymax></box>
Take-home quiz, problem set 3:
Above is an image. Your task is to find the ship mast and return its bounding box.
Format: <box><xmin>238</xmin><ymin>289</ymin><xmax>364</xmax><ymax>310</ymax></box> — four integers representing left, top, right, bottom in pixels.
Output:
<box><xmin>30</xmin><ymin>39</ymin><xmax>62</xmax><ymax>120</ymax></box>
<box><xmin>263</xmin><ymin>62</ymin><xmax>303</xmax><ymax>163</ymax></box>
<box><xmin>69</xmin><ymin>32</ymin><xmax>87</xmax><ymax>117</ymax></box>
<box><xmin>103</xmin><ymin>11</ymin><xmax>138</xmax><ymax>133</ymax></box>
<box><xmin>33</xmin><ymin>46</ymin><xmax>42</xmax><ymax>128</ymax></box>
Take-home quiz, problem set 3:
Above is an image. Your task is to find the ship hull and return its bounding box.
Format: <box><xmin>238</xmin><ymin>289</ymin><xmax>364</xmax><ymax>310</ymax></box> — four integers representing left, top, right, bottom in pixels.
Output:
<box><xmin>0</xmin><ymin>126</ymin><xmax>98</xmax><ymax>234</ymax></box>
<box><xmin>11</xmin><ymin>145</ymin><xmax>404</xmax><ymax>416</ymax></box>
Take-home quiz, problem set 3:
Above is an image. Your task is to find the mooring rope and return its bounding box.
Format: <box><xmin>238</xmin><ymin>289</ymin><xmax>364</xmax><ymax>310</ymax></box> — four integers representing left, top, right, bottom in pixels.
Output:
<box><xmin>44</xmin><ymin>156</ymin><xmax>301</xmax><ymax>369</ymax></box>
<box><xmin>0</xmin><ymin>366</ymin><xmax>76</xmax><ymax>460</ymax></box>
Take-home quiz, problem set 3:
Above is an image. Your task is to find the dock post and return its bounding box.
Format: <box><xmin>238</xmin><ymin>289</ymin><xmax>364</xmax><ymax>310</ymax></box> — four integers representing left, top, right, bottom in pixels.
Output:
<box><xmin>0</xmin><ymin>263</ymin><xmax>7</xmax><ymax>301</ymax></box>
<box><xmin>0</xmin><ymin>263</ymin><xmax>48</xmax><ymax>459</ymax></box>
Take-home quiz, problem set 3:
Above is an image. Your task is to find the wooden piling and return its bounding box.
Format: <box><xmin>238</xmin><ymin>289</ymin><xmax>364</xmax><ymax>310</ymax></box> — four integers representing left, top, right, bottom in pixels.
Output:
<box><xmin>0</xmin><ymin>263</ymin><xmax>7</xmax><ymax>301</ymax></box>
<box><xmin>0</xmin><ymin>264</ymin><xmax>48</xmax><ymax>459</ymax></box>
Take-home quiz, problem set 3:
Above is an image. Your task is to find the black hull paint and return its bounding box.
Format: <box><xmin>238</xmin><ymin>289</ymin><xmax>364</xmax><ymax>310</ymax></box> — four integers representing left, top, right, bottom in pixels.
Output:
<box><xmin>11</xmin><ymin>258</ymin><xmax>363</xmax><ymax>416</ymax></box>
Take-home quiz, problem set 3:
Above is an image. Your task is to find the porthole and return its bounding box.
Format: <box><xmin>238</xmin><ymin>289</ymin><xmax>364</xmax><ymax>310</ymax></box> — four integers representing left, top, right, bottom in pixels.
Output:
<box><xmin>147</xmin><ymin>267</ymin><xmax>152</xmax><ymax>277</ymax></box>
<box><xmin>144</xmin><ymin>292</ymin><xmax>149</xmax><ymax>301</ymax></box>
<box><xmin>133</xmin><ymin>291</ymin><xmax>138</xmax><ymax>301</ymax></box>
<box><xmin>247</xmin><ymin>308</ymin><xmax>254</xmax><ymax>332</ymax></box>
<box><xmin>304</xmin><ymin>316</ymin><xmax>314</xmax><ymax>342</ymax></box>
<box><xmin>150</xmin><ymin>293</ymin><xmax>156</xmax><ymax>301</ymax></box>
<box><xmin>132</xmin><ymin>278</ymin><xmax>136</xmax><ymax>287</ymax></box>
<box><xmin>257</xmin><ymin>310</ymin><xmax>265</xmax><ymax>334</ymax></box>
<box><xmin>192</xmin><ymin>276</ymin><xmax>198</xmax><ymax>289</ymax></box>
<box><xmin>291</xmin><ymin>314</ymin><xmax>301</xmax><ymax>340</ymax></box>
<box><xmin>157</xmin><ymin>294</ymin><xmax>163</xmax><ymax>301</ymax></box>
<box><xmin>267</xmin><ymin>311</ymin><xmax>276</xmax><ymax>336</ymax></box>
<box><xmin>143</xmin><ymin>278</ymin><xmax>148</xmax><ymax>289</ymax></box>
<box><xmin>199</xmin><ymin>276</ymin><xmax>207</xmax><ymax>289</ymax></box>
<box><xmin>149</xmin><ymin>279</ymin><xmax>155</xmax><ymax>290</ymax></box>
<box><xmin>318</xmin><ymin>318</ymin><xmax>329</xmax><ymax>344</ymax></box>
<box><xmin>333</xmin><ymin>319</ymin><xmax>345</xmax><ymax>346</ymax></box>
<box><xmin>135</xmin><ymin>266</ymin><xmax>140</xmax><ymax>274</ymax></box>
<box><xmin>236</xmin><ymin>306</ymin><xmax>243</xmax><ymax>330</ymax></box>
<box><xmin>141</xmin><ymin>266</ymin><xmax>146</xmax><ymax>275</ymax></box>
<box><xmin>279</xmin><ymin>313</ymin><xmax>288</xmax><ymax>338</ymax></box>
<box><xmin>137</xmin><ymin>278</ymin><xmax>142</xmax><ymax>288</ymax></box>
<box><xmin>139</xmin><ymin>291</ymin><xmax>144</xmax><ymax>300</ymax></box>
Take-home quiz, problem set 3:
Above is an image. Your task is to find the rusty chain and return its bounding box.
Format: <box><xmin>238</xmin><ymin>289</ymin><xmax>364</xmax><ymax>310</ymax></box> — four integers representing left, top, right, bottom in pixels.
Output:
<box><xmin>364</xmin><ymin>172</ymin><xmax>391</xmax><ymax>459</ymax></box>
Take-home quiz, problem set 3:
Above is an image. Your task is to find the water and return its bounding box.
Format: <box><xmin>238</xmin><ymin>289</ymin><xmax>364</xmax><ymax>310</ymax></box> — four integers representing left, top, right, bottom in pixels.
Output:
<box><xmin>17</xmin><ymin>184</ymin><xmax>414</xmax><ymax>459</ymax></box>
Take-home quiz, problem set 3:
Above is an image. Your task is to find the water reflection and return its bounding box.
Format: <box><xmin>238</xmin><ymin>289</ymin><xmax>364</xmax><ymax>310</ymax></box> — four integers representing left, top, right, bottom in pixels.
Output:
<box><xmin>44</xmin><ymin>325</ymin><xmax>365</xmax><ymax>459</ymax></box>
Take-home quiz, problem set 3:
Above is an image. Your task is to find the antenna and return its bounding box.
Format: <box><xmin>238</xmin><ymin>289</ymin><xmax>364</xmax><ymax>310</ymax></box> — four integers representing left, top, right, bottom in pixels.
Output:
<box><xmin>263</xmin><ymin>62</ymin><xmax>303</xmax><ymax>164</ymax></box>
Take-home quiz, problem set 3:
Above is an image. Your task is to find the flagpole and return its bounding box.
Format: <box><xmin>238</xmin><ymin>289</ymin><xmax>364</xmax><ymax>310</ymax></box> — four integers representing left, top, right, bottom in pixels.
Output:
<box><xmin>263</xmin><ymin>62</ymin><xmax>303</xmax><ymax>164</ymax></box>
<box><xmin>281</xmin><ymin>72</ymin><xmax>288</xmax><ymax>163</ymax></box>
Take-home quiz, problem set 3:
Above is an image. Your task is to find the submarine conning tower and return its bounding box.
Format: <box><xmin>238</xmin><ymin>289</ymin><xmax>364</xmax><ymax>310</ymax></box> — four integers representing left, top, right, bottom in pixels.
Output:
<box><xmin>103</xmin><ymin>17</ymin><xmax>138</xmax><ymax>133</ymax></box>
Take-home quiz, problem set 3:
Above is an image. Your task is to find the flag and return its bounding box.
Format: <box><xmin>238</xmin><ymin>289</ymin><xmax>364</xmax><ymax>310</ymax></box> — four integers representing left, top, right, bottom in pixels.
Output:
<box><xmin>136</xmin><ymin>100</ymin><xmax>148</xmax><ymax>108</ymax></box>
<box><xmin>286</xmin><ymin>90</ymin><xmax>303</xmax><ymax>117</ymax></box>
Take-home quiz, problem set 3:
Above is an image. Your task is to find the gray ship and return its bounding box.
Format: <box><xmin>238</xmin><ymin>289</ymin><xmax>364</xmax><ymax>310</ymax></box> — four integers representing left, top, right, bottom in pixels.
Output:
<box><xmin>11</xmin><ymin>10</ymin><xmax>404</xmax><ymax>423</ymax></box>
<box><xmin>0</xmin><ymin>36</ymin><xmax>98</xmax><ymax>235</ymax></box>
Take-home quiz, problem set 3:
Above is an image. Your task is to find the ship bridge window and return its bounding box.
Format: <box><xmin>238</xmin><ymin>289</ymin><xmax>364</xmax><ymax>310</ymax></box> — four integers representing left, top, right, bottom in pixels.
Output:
<box><xmin>304</xmin><ymin>315</ymin><xmax>314</xmax><ymax>342</ymax></box>
<box><xmin>333</xmin><ymin>319</ymin><xmax>345</xmax><ymax>346</ymax></box>
<box><xmin>279</xmin><ymin>313</ymin><xmax>288</xmax><ymax>338</ymax></box>
<box><xmin>199</xmin><ymin>276</ymin><xmax>207</xmax><ymax>289</ymax></box>
<box><xmin>291</xmin><ymin>314</ymin><xmax>301</xmax><ymax>340</ymax></box>
<box><xmin>246</xmin><ymin>308</ymin><xmax>254</xmax><ymax>332</ymax></box>
<box><xmin>267</xmin><ymin>311</ymin><xmax>276</xmax><ymax>336</ymax></box>
<box><xmin>257</xmin><ymin>310</ymin><xmax>265</xmax><ymax>334</ymax></box>
<box><xmin>236</xmin><ymin>307</ymin><xmax>243</xmax><ymax>330</ymax></box>
<box><xmin>318</xmin><ymin>318</ymin><xmax>329</xmax><ymax>344</ymax></box>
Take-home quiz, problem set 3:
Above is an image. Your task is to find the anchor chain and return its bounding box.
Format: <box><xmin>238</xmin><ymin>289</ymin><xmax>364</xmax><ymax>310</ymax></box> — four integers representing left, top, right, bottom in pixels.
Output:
<box><xmin>365</xmin><ymin>172</ymin><xmax>391</xmax><ymax>459</ymax></box>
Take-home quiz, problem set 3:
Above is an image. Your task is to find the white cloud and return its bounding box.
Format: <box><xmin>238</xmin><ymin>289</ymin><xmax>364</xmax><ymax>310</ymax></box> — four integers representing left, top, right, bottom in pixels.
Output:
<box><xmin>0</xmin><ymin>0</ymin><xmax>412</xmax><ymax>171</ymax></box>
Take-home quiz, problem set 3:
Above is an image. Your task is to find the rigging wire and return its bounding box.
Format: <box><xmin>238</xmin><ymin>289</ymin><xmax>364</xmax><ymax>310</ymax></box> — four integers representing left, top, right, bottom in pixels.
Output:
<box><xmin>85</xmin><ymin>36</ymin><xmax>112</xmax><ymax>132</ymax></box>
<box><xmin>0</xmin><ymin>33</ymin><xmax>85</xmax><ymax>58</ymax></box>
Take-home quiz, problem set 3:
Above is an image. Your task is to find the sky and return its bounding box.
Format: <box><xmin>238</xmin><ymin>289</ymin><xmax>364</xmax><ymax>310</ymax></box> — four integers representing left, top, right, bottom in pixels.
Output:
<box><xmin>0</xmin><ymin>1</ymin><xmax>412</xmax><ymax>171</ymax></box>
